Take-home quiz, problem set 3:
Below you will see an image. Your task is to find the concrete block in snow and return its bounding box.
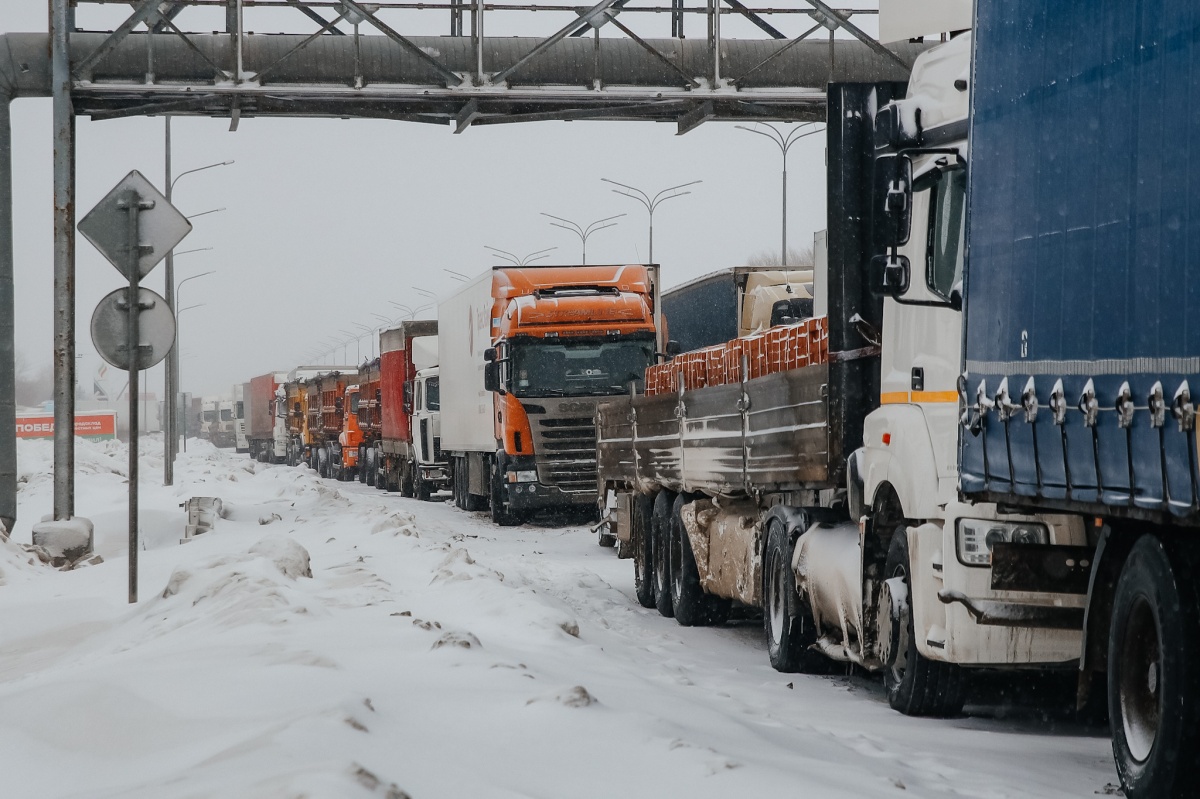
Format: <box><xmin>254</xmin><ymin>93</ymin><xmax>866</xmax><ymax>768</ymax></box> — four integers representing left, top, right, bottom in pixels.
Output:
<box><xmin>32</xmin><ymin>516</ymin><xmax>95</xmax><ymax>562</ymax></box>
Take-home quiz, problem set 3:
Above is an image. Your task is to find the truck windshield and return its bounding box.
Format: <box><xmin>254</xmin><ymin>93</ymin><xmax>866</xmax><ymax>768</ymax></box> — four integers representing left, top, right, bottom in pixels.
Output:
<box><xmin>425</xmin><ymin>377</ymin><xmax>440</xmax><ymax>411</ymax></box>
<box><xmin>926</xmin><ymin>167</ymin><xmax>967</xmax><ymax>299</ymax></box>
<box><xmin>509</xmin><ymin>338</ymin><xmax>654</xmax><ymax>398</ymax></box>
<box><xmin>203</xmin><ymin>410</ymin><xmax>217</xmax><ymax>422</ymax></box>
<box><xmin>220</xmin><ymin>409</ymin><xmax>233</xmax><ymax>422</ymax></box>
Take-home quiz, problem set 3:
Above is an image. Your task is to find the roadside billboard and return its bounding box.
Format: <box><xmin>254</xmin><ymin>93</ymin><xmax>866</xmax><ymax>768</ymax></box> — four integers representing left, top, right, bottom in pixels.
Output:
<box><xmin>15</xmin><ymin>412</ymin><xmax>118</xmax><ymax>441</ymax></box>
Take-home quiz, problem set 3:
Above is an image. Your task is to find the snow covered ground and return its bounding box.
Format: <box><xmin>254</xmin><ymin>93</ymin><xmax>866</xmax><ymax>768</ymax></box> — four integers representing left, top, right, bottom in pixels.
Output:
<box><xmin>2</xmin><ymin>438</ymin><xmax>1119</xmax><ymax>798</ymax></box>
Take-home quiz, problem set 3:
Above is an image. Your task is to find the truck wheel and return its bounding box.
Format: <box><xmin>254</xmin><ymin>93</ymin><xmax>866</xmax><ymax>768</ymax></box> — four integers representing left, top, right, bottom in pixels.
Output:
<box><xmin>1109</xmin><ymin>535</ymin><xmax>1200</xmax><ymax>799</ymax></box>
<box><xmin>401</xmin><ymin>460</ymin><xmax>415</xmax><ymax>498</ymax></box>
<box><xmin>598</xmin><ymin>526</ymin><xmax>617</xmax><ymax>548</ymax></box>
<box><xmin>764</xmin><ymin>516</ymin><xmax>826</xmax><ymax>673</ymax></box>
<box><xmin>632</xmin><ymin>493</ymin><xmax>656</xmax><ymax>609</ymax></box>
<box><xmin>652</xmin><ymin>490</ymin><xmax>675</xmax><ymax>618</ymax></box>
<box><xmin>364</xmin><ymin>449</ymin><xmax>375</xmax><ymax>486</ymax></box>
<box><xmin>415</xmin><ymin>471</ymin><xmax>431</xmax><ymax>502</ymax></box>
<box><xmin>452</xmin><ymin>459</ymin><xmax>464</xmax><ymax>508</ymax></box>
<box><xmin>489</xmin><ymin>460</ymin><xmax>524</xmax><ymax>526</ymax></box>
<box><xmin>317</xmin><ymin>447</ymin><xmax>330</xmax><ymax>479</ymax></box>
<box><xmin>883</xmin><ymin>527</ymin><xmax>966</xmax><ymax>717</ymax></box>
<box><xmin>669</xmin><ymin>494</ymin><xmax>730</xmax><ymax>626</ymax></box>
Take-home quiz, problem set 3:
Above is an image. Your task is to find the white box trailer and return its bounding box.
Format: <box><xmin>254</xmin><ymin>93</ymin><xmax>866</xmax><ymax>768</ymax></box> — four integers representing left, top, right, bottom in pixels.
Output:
<box><xmin>437</xmin><ymin>270</ymin><xmax>497</xmax><ymax>457</ymax></box>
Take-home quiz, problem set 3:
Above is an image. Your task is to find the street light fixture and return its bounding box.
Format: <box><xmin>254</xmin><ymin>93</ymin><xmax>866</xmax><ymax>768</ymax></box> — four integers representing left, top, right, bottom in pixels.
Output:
<box><xmin>734</xmin><ymin>122</ymin><xmax>823</xmax><ymax>266</ymax></box>
<box><xmin>540</xmin><ymin>212</ymin><xmax>625</xmax><ymax>265</ymax></box>
<box><xmin>600</xmin><ymin>178</ymin><xmax>701</xmax><ymax>264</ymax></box>
<box><xmin>163</xmin><ymin>120</ymin><xmax>234</xmax><ymax>484</ymax></box>
<box><xmin>185</xmin><ymin>207</ymin><xmax>226</xmax><ymax>220</ymax></box>
<box><xmin>173</xmin><ymin>246</ymin><xmax>213</xmax><ymax>258</ymax></box>
<box><xmin>339</xmin><ymin>328</ymin><xmax>364</xmax><ymax>363</ymax></box>
<box><xmin>484</xmin><ymin>245</ymin><xmax>557</xmax><ymax>267</ymax></box>
<box><xmin>352</xmin><ymin>322</ymin><xmax>376</xmax><ymax>358</ymax></box>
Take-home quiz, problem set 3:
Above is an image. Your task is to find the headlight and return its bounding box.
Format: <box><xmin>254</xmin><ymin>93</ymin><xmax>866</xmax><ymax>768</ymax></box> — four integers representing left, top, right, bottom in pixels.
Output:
<box><xmin>956</xmin><ymin>519</ymin><xmax>1049</xmax><ymax>566</ymax></box>
<box><xmin>506</xmin><ymin>470</ymin><xmax>538</xmax><ymax>483</ymax></box>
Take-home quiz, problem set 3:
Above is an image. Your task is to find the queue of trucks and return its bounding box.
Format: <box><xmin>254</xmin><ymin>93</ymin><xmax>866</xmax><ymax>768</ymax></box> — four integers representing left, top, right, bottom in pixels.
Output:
<box><xmin>221</xmin><ymin>5</ymin><xmax>1198</xmax><ymax>795</ymax></box>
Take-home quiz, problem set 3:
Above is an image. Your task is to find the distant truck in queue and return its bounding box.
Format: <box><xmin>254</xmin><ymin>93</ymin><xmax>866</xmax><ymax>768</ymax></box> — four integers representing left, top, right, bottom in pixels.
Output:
<box><xmin>439</xmin><ymin>264</ymin><xmax>662</xmax><ymax>526</ymax></box>
<box><xmin>371</xmin><ymin>320</ymin><xmax>442</xmax><ymax>496</ymax></box>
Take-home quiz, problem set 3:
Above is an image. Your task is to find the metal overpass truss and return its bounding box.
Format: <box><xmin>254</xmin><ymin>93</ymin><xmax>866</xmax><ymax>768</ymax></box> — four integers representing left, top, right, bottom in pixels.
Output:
<box><xmin>66</xmin><ymin>0</ymin><xmax>921</xmax><ymax>134</ymax></box>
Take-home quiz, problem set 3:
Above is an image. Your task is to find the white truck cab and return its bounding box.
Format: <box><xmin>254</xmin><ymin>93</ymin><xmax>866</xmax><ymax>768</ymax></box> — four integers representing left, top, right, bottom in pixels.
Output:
<box><xmin>858</xmin><ymin>32</ymin><xmax>1084</xmax><ymax>681</ymax></box>
<box><xmin>410</xmin><ymin>366</ymin><xmax>449</xmax><ymax>500</ymax></box>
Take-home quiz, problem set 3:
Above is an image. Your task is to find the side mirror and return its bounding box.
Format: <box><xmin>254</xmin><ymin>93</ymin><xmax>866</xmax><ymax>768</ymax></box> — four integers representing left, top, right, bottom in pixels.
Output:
<box><xmin>875</xmin><ymin>153</ymin><xmax>913</xmax><ymax>247</ymax></box>
<box><xmin>657</xmin><ymin>340</ymin><xmax>681</xmax><ymax>362</ymax></box>
<box><xmin>484</xmin><ymin>362</ymin><xmax>500</xmax><ymax>392</ymax></box>
<box><xmin>292</xmin><ymin>402</ymin><xmax>301</xmax><ymax>418</ymax></box>
<box><xmin>335</xmin><ymin>397</ymin><xmax>344</xmax><ymax>413</ymax></box>
<box><xmin>484</xmin><ymin>347</ymin><xmax>497</xmax><ymax>363</ymax></box>
<box><xmin>402</xmin><ymin>381</ymin><xmax>413</xmax><ymax>415</ymax></box>
<box><xmin>870</xmin><ymin>254</ymin><xmax>911</xmax><ymax>297</ymax></box>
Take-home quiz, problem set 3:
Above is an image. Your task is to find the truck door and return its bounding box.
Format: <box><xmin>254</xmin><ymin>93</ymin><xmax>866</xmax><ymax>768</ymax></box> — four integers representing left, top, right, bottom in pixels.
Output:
<box><xmin>878</xmin><ymin>160</ymin><xmax>967</xmax><ymax>494</ymax></box>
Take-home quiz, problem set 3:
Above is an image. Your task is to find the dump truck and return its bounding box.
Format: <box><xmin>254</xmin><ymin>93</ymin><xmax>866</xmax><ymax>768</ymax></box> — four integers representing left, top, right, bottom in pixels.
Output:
<box><xmin>344</xmin><ymin>357</ymin><xmax>382</xmax><ymax>486</ymax></box>
<box><xmin>305</xmin><ymin>369</ymin><xmax>357</xmax><ymax>479</ymax></box>
<box><xmin>279</xmin><ymin>365</ymin><xmax>348</xmax><ymax>469</ymax></box>
<box><xmin>374</xmin><ymin>320</ymin><xmax>440</xmax><ymax>495</ymax></box>
<box><xmin>440</xmin><ymin>264</ymin><xmax>661</xmax><ymax>525</ymax></box>
<box><xmin>599</xmin><ymin>64</ymin><xmax>1088</xmax><ymax>723</ymax></box>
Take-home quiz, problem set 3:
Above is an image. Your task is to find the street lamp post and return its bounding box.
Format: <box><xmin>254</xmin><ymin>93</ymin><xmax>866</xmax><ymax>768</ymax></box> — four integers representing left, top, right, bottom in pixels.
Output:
<box><xmin>174</xmin><ymin>302</ymin><xmax>206</xmax><ymax>452</ymax></box>
<box><xmin>600</xmin><ymin>179</ymin><xmax>701</xmax><ymax>263</ymax></box>
<box><xmin>734</xmin><ymin>122</ymin><xmax>823</xmax><ymax>266</ymax></box>
<box><xmin>339</xmin><ymin>329</ymin><xmax>363</xmax><ymax>363</ymax></box>
<box><xmin>540</xmin><ymin>213</ymin><xmax>625</xmax><ymax>265</ymax></box>
<box><xmin>484</xmin><ymin>245</ymin><xmax>556</xmax><ymax>266</ymax></box>
<box><xmin>164</xmin><ymin>114</ymin><xmax>233</xmax><ymax>484</ymax></box>
<box><xmin>352</xmin><ymin>322</ymin><xmax>376</xmax><ymax>358</ymax></box>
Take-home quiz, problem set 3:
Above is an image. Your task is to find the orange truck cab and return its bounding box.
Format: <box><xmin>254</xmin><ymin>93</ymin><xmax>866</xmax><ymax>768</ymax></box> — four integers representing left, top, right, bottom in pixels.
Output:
<box><xmin>439</xmin><ymin>264</ymin><xmax>662</xmax><ymax>526</ymax></box>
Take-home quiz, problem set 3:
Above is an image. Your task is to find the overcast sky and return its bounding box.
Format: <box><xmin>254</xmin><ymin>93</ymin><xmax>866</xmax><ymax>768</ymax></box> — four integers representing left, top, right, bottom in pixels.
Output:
<box><xmin>4</xmin><ymin>2</ymin><xmax>876</xmax><ymax>400</ymax></box>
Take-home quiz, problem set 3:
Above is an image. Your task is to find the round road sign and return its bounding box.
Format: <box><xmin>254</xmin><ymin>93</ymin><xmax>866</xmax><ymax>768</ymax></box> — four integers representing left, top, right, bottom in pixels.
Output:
<box><xmin>90</xmin><ymin>288</ymin><xmax>177</xmax><ymax>371</ymax></box>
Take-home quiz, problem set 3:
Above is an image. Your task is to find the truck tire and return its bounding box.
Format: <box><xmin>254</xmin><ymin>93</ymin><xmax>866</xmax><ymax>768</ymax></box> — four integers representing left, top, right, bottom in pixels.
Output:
<box><xmin>401</xmin><ymin>460</ymin><xmax>415</xmax><ymax>498</ymax></box>
<box><xmin>632</xmin><ymin>493</ymin><xmax>656</xmax><ymax>609</ymax></box>
<box><xmin>669</xmin><ymin>494</ymin><xmax>730</xmax><ymax>627</ymax></box>
<box><xmin>1108</xmin><ymin>535</ymin><xmax>1200</xmax><ymax>799</ymax></box>
<box><xmin>764</xmin><ymin>516</ymin><xmax>826</xmax><ymax>673</ymax></box>
<box><xmin>452</xmin><ymin>458</ymin><xmax>465</xmax><ymax>509</ymax></box>
<box><xmin>415</xmin><ymin>471</ymin><xmax>431</xmax><ymax>502</ymax></box>
<box><xmin>364</xmin><ymin>449</ymin><xmax>376</xmax><ymax>487</ymax></box>
<box><xmin>317</xmin><ymin>446</ymin><xmax>330</xmax><ymax>479</ymax></box>
<box><xmin>357</xmin><ymin>448</ymin><xmax>367</xmax><ymax>484</ymax></box>
<box><xmin>489</xmin><ymin>459</ymin><xmax>525</xmax><ymax>526</ymax></box>
<box><xmin>598</xmin><ymin>526</ymin><xmax>617</xmax><ymax>548</ymax></box>
<box><xmin>652</xmin><ymin>490</ymin><xmax>675</xmax><ymax>618</ymax></box>
<box><xmin>883</xmin><ymin>527</ymin><xmax>966</xmax><ymax>717</ymax></box>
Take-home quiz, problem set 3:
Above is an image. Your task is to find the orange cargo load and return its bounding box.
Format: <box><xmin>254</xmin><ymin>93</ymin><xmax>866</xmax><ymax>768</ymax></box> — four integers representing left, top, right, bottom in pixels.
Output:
<box><xmin>644</xmin><ymin>316</ymin><xmax>829</xmax><ymax>396</ymax></box>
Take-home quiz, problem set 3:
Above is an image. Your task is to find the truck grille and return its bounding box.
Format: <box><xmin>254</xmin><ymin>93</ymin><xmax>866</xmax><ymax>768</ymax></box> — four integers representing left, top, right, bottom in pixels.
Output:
<box><xmin>531</xmin><ymin>415</ymin><xmax>597</xmax><ymax>492</ymax></box>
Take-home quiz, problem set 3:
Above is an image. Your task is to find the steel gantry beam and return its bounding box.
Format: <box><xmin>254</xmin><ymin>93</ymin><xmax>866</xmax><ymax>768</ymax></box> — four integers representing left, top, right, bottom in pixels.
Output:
<box><xmin>59</xmin><ymin>1</ymin><xmax>923</xmax><ymax>131</ymax></box>
<box><xmin>5</xmin><ymin>0</ymin><xmax>928</xmax><ymax>531</ymax></box>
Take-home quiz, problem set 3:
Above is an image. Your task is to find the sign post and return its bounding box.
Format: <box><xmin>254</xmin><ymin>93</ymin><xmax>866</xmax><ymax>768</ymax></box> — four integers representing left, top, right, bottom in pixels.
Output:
<box><xmin>80</xmin><ymin>170</ymin><xmax>190</xmax><ymax>602</ymax></box>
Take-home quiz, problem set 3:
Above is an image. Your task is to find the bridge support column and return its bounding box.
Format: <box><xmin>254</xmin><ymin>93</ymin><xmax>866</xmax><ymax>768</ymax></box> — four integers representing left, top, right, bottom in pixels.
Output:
<box><xmin>52</xmin><ymin>0</ymin><xmax>76</xmax><ymax>521</ymax></box>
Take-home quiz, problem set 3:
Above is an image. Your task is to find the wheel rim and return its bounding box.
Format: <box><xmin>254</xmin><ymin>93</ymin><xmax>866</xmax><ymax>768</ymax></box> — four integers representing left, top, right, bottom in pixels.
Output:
<box><xmin>1119</xmin><ymin>594</ymin><xmax>1162</xmax><ymax>764</ymax></box>
<box><xmin>767</xmin><ymin>547</ymin><xmax>786</xmax><ymax>646</ymax></box>
<box><xmin>886</xmin><ymin>562</ymin><xmax>911</xmax><ymax>688</ymax></box>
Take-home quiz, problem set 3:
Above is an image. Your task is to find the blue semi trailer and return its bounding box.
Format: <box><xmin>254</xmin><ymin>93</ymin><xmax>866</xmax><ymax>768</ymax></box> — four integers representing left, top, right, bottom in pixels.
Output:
<box><xmin>874</xmin><ymin>3</ymin><xmax>1199</xmax><ymax>796</ymax></box>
